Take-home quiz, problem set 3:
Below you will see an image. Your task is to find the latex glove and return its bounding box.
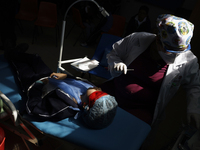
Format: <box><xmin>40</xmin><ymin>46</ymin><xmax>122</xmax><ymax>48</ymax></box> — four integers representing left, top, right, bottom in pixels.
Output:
<box><xmin>187</xmin><ymin>113</ymin><xmax>200</xmax><ymax>129</ymax></box>
<box><xmin>114</xmin><ymin>62</ymin><xmax>127</xmax><ymax>74</ymax></box>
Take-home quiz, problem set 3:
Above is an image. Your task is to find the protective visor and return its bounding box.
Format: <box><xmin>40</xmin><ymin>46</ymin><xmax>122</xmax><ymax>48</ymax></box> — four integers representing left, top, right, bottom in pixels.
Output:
<box><xmin>164</xmin><ymin>44</ymin><xmax>191</xmax><ymax>53</ymax></box>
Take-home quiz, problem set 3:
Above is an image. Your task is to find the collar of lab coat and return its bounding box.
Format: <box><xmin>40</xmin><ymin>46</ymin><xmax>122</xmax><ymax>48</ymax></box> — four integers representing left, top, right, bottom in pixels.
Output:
<box><xmin>173</xmin><ymin>50</ymin><xmax>192</xmax><ymax>66</ymax></box>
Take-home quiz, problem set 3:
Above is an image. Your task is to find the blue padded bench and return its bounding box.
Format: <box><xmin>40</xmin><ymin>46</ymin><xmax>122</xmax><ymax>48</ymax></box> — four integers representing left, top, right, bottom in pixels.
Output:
<box><xmin>0</xmin><ymin>55</ymin><xmax>151</xmax><ymax>150</ymax></box>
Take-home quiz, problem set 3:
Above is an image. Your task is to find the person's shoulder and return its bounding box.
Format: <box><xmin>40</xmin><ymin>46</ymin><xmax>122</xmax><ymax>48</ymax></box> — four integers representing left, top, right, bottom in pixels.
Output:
<box><xmin>125</xmin><ymin>32</ymin><xmax>156</xmax><ymax>46</ymax></box>
<box><xmin>176</xmin><ymin>50</ymin><xmax>197</xmax><ymax>65</ymax></box>
<box><xmin>185</xmin><ymin>50</ymin><xmax>198</xmax><ymax>61</ymax></box>
<box><xmin>131</xmin><ymin>32</ymin><xmax>156</xmax><ymax>38</ymax></box>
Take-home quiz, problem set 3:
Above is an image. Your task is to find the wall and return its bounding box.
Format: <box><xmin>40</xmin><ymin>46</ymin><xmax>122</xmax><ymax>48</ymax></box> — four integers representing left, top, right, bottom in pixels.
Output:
<box><xmin>189</xmin><ymin>0</ymin><xmax>200</xmax><ymax>59</ymax></box>
<box><xmin>119</xmin><ymin>0</ymin><xmax>197</xmax><ymax>29</ymax></box>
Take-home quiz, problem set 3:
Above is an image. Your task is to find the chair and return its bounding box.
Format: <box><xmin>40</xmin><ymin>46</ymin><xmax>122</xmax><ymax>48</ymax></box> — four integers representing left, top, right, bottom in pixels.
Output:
<box><xmin>15</xmin><ymin>0</ymin><xmax>38</xmax><ymax>33</ymax></box>
<box><xmin>65</xmin><ymin>33</ymin><xmax>121</xmax><ymax>80</ymax></box>
<box><xmin>65</xmin><ymin>7</ymin><xmax>86</xmax><ymax>46</ymax></box>
<box><xmin>32</xmin><ymin>2</ymin><xmax>59</xmax><ymax>47</ymax></box>
<box><xmin>88</xmin><ymin>33</ymin><xmax>122</xmax><ymax>79</ymax></box>
<box><xmin>104</xmin><ymin>14</ymin><xmax>126</xmax><ymax>37</ymax></box>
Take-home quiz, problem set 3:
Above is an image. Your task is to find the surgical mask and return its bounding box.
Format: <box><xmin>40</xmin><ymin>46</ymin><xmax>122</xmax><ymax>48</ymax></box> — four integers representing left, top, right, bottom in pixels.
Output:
<box><xmin>156</xmin><ymin>39</ymin><xmax>178</xmax><ymax>64</ymax></box>
<box><xmin>158</xmin><ymin>51</ymin><xmax>178</xmax><ymax>64</ymax></box>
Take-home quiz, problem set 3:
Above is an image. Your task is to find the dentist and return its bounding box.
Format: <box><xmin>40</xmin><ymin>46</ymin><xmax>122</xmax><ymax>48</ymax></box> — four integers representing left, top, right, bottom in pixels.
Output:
<box><xmin>100</xmin><ymin>14</ymin><xmax>200</xmax><ymax>130</ymax></box>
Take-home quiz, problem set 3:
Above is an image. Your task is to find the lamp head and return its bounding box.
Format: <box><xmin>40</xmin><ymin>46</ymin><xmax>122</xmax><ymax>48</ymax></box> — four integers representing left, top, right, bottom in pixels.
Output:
<box><xmin>99</xmin><ymin>7</ymin><xmax>109</xmax><ymax>17</ymax></box>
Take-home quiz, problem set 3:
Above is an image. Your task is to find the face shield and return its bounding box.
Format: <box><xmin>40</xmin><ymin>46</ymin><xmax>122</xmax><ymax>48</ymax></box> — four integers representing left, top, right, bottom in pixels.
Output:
<box><xmin>164</xmin><ymin>44</ymin><xmax>191</xmax><ymax>54</ymax></box>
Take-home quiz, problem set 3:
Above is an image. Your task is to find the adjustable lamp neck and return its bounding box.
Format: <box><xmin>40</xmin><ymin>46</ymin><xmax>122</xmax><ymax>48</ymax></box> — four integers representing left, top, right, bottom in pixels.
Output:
<box><xmin>58</xmin><ymin>0</ymin><xmax>109</xmax><ymax>71</ymax></box>
<box><xmin>63</xmin><ymin>0</ymin><xmax>109</xmax><ymax>20</ymax></box>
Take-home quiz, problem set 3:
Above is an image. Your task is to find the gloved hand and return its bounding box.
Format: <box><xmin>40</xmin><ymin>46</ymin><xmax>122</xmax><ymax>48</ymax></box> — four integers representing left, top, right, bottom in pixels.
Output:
<box><xmin>187</xmin><ymin>113</ymin><xmax>200</xmax><ymax>129</ymax></box>
<box><xmin>114</xmin><ymin>62</ymin><xmax>127</xmax><ymax>74</ymax></box>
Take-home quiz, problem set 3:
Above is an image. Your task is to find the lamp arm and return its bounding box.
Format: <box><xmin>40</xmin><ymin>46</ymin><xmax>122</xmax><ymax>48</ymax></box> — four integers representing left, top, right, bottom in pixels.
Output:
<box><xmin>64</xmin><ymin>0</ymin><xmax>102</xmax><ymax>19</ymax></box>
<box><xmin>58</xmin><ymin>0</ymin><xmax>109</xmax><ymax>71</ymax></box>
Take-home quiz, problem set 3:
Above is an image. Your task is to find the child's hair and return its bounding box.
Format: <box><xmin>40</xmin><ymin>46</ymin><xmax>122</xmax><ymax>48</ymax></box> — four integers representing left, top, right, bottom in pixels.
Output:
<box><xmin>82</xmin><ymin>95</ymin><xmax>118</xmax><ymax>129</ymax></box>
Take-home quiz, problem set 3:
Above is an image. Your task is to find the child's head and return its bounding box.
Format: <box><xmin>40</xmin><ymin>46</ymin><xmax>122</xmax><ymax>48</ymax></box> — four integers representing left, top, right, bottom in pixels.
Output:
<box><xmin>82</xmin><ymin>88</ymin><xmax>118</xmax><ymax>129</ymax></box>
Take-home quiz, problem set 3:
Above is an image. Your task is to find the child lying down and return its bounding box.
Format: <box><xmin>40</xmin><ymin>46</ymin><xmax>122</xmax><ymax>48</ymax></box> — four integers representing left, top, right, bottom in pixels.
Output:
<box><xmin>6</xmin><ymin>52</ymin><xmax>118</xmax><ymax>129</ymax></box>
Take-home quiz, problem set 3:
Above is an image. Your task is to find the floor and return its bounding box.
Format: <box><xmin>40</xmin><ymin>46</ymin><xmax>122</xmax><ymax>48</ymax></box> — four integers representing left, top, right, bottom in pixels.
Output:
<box><xmin>0</xmin><ymin>2</ymin><xmax>192</xmax><ymax>150</ymax></box>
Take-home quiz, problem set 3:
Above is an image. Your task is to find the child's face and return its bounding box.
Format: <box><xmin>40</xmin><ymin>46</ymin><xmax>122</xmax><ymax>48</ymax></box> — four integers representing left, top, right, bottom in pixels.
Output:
<box><xmin>86</xmin><ymin>87</ymin><xmax>102</xmax><ymax>97</ymax></box>
<box><xmin>82</xmin><ymin>87</ymin><xmax>102</xmax><ymax>109</ymax></box>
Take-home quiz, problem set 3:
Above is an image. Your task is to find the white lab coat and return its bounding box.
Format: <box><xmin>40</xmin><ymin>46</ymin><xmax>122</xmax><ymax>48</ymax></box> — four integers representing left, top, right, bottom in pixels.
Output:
<box><xmin>107</xmin><ymin>32</ymin><xmax>200</xmax><ymax>124</ymax></box>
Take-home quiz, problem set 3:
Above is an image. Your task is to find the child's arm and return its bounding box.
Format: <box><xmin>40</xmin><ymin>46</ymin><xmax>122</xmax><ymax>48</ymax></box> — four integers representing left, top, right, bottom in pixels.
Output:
<box><xmin>50</xmin><ymin>72</ymin><xmax>67</xmax><ymax>80</ymax></box>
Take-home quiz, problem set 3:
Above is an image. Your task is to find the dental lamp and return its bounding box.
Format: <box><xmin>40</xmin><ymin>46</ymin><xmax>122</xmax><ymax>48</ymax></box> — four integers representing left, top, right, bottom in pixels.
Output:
<box><xmin>58</xmin><ymin>0</ymin><xmax>109</xmax><ymax>74</ymax></box>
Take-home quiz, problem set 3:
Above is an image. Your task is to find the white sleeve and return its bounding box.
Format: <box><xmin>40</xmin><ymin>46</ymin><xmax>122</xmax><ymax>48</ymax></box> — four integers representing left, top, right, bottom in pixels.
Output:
<box><xmin>182</xmin><ymin>55</ymin><xmax>200</xmax><ymax>115</ymax></box>
<box><xmin>107</xmin><ymin>32</ymin><xmax>156</xmax><ymax>78</ymax></box>
<box><xmin>107</xmin><ymin>34</ymin><xmax>134</xmax><ymax>77</ymax></box>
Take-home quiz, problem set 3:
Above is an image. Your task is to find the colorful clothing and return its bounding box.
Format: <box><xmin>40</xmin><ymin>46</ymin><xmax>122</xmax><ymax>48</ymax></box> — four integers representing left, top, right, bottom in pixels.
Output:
<box><xmin>48</xmin><ymin>78</ymin><xmax>94</xmax><ymax>106</ymax></box>
<box><xmin>8</xmin><ymin>53</ymin><xmax>94</xmax><ymax>121</ymax></box>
